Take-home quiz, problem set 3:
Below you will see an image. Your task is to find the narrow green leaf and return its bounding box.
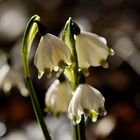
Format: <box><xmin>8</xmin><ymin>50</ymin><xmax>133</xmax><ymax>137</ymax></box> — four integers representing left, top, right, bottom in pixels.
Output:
<box><xmin>22</xmin><ymin>15</ymin><xmax>40</xmax><ymax>77</ymax></box>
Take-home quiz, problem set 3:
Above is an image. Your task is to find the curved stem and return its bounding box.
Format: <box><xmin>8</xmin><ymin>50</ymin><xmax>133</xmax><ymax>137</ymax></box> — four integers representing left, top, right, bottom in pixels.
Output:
<box><xmin>26</xmin><ymin>77</ymin><xmax>51</xmax><ymax>140</ymax></box>
<box><xmin>22</xmin><ymin>15</ymin><xmax>51</xmax><ymax>140</ymax></box>
<box><xmin>22</xmin><ymin>15</ymin><xmax>39</xmax><ymax>77</ymax></box>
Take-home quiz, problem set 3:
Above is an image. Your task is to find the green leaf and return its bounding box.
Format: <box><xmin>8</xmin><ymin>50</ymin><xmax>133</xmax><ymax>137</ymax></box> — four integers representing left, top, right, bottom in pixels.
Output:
<box><xmin>22</xmin><ymin>15</ymin><xmax>40</xmax><ymax>77</ymax></box>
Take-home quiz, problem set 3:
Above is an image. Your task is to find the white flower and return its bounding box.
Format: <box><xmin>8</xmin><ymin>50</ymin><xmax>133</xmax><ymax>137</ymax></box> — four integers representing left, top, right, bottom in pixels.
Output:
<box><xmin>0</xmin><ymin>51</ymin><xmax>28</xmax><ymax>96</ymax></box>
<box><xmin>75</xmin><ymin>32</ymin><xmax>111</xmax><ymax>68</ymax></box>
<box><xmin>34</xmin><ymin>33</ymin><xmax>71</xmax><ymax>78</ymax></box>
<box><xmin>45</xmin><ymin>79</ymin><xmax>72</xmax><ymax>114</ymax></box>
<box><xmin>1</xmin><ymin>68</ymin><xmax>28</xmax><ymax>97</ymax></box>
<box><xmin>68</xmin><ymin>84</ymin><xmax>106</xmax><ymax>124</ymax></box>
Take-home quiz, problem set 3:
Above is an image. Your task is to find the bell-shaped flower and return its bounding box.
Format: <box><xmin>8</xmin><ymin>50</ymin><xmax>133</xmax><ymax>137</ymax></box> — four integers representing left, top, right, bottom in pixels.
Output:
<box><xmin>34</xmin><ymin>33</ymin><xmax>71</xmax><ymax>78</ymax></box>
<box><xmin>75</xmin><ymin>32</ymin><xmax>114</xmax><ymax>68</ymax></box>
<box><xmin>45</xmin><ymin>79</ymin><xmax>72</xmax><ymax>114</ymax></box>
<box><xmin>68</xmin><ymin>84</ymin><xmax>106</xmax><ymax>124</ymax></box>
<box><xmin>0</xmin><ymin>51</ymin><xmax>28</xmax><ymax>96</ymax></box>
<box><xmin>1</xmin><ymin>68</ymin><xmax>28</xmax><ymax>96</ymax></box>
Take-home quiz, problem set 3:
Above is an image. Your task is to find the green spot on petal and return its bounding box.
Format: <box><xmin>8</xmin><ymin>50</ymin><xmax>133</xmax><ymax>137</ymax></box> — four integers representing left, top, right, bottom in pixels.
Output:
<box><xmin>80</xmin><ymin>68</ymin><xmax>89</xmax><ymax>76</ymax></box>
<box><xmin>83</xmin><ymin>108</ymin><xmax>90</xmax><ymax>115</ymax></box>
<box><xmin>99</xmin><ymin>59</ymin><xmax>109</xmax><ymax>68</ymax></box>
<box><xmin>108</xmin><ymin>48</ymin><xmax>115</xmax><ymax>56</ymax></box>
<box><xmin>89</xmin><ymin>111</ymin><xmax>98</xmax><ymax>122</ymax></box>
<box><xmin>56</xmin><ymin>112</ymin><xmax>61</xmax><ymax>118</ymax></box>
<box><xmin>45</xmin><ymin>106</ymin><xmax>52</xmax><ymax>112</ymax></box>
<box><xmin>72</xmin><ymin>115</ymin><xmax>81</xmax><ymax>124</ymax></box>
<box><xmin>44</xmin><ymin>68</ymin><xmax>51</xmax><ymax>78</ymax></box>
<box><xmin>73</xmin><ymin>115</ymin><xmax>77</xmax><ymax>122</ymax></box>
<box><xmin>58</xmin><ymin>60</ymin><xmax>67</xmax><ymax>68</ymax></box>
<box><xmin>98</xmin><ymin>107</ymin><xmax>107</xmax><ymax>116</ymax></box>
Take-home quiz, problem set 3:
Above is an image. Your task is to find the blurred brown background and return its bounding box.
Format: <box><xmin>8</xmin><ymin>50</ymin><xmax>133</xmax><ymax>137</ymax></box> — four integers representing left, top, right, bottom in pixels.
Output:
<box><xmin>0</xmin><ymin>0</ymin><xmax>140</xmax><ymax>140</ymax></box>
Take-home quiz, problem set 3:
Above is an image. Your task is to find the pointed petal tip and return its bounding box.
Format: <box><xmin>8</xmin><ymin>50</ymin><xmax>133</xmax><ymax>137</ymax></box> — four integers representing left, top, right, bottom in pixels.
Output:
<box><xmin>67</xmin><ymin>113</ymin><xmax>81</xmax><ymax>124</ymax></box>
<box><xmin>44</xmin><ymin>68</ymin><xmax>52</xmax><ymax>78</ymax></box>
<box><xmin>103</xmin><ymin>62</ymin><xmax>109</xmax><ymax>69</ymax></box>
<box><xmin>101</xmin><ymin>110</ymin><xmax>107</xmax><ymax>116</ymax></box>
<box><xmin>38</xmin><ymin>71</ymin><xmax>44</xmax><ymax>79</ymax></box>
<box><xmin>73</xmin><ymin>115</ymin><xmax>81</xmax><ymax>125</ymax></box>
<box><xmin>108</xmin><ymin>48</ymin><xmax>115</xmax><ymax>56</ymax></box>
<box><xmin>99</xmin><ymin>59</ymin><xmax>109</xmax><ymax>68</ymax></box>
<box><xmin>89</xmin><ymin>111</ymin><xmax>98</xmax><ymax>122</ymax></box>
<box><xmin>100</xmin><ymin>36</ymin><xmax>107</xmax><ymax>45</ymax></box>
<box><xmin>98</xmin><ymin>107</ymin><xmax>107</xmax><ymax>116</ymax></box>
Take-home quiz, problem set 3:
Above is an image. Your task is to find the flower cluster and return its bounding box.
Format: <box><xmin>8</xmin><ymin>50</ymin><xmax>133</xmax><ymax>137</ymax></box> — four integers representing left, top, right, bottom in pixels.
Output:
<box><xmin>34</xmin><ymin>18</ymin><xmax>114</xmax><ymax>124</ymax></box>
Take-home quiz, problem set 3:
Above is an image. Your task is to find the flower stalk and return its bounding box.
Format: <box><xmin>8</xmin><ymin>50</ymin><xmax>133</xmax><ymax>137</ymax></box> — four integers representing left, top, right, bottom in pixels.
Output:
<box><xmin>74</xmin><ymin>123</ymin><xmax>80</xmax><ymax>140</ymax></box>
<box><xmin>22</xmin><ymin>15</ymin><xmax>51</xmax><ymax>140</ymax></box>
<box><xmin>62</xmin><ymin>17</ymin><xmax>79</xmax><ymax>90</ymax></box>
<box><xmin>63</xmin><ymin>17</ymin><xmax>86</xmax><ymax>140</ymax></box>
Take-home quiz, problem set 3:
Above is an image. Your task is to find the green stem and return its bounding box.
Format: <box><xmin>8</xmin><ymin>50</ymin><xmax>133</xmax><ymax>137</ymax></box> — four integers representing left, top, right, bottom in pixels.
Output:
<box><xmin>63</xmin><ymin>17</ymin><xmax>86</xmax><ymax>140</ymax></box>
<box><xmin>73</xmin><ymin>124</ymin><xmax>80</xmax><ymax>140</ymax></box>
<box><xmin>26</xmin><ymin>77</ymin><xmax>51</xmax><ymax>140</ymax></box>
<box><xmin>69</xmin><ymin>19</ymin><xmax>86</xmax><ymax>140</ymax></box>
<box><xmin>79</xmin><ymin>115</ymin><xmax>86</xmax><ymax>140</ymax></box>
<box><xmin>62</xmin><ymin>18</ymin><xmax>78</xmax><ymax>90</ymax></box>
<box><xmin>22</xmin><ymin>15</ymin><xmax>51</xmax><ymax>140</ymax></box>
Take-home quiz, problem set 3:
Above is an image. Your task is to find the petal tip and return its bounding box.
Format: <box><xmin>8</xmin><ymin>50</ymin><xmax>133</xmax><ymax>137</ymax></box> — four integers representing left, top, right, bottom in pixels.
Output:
<box><xmin>89</xmin><ymin>111</ymin><xmax>98</xmax><ymax>122</ymax></box>
<box><xmin>99</xmin><ymin>59</ymin><xmax>109</xmax><ymax>68</ymax></box>
<box><xmin>98</xmin><ymin>107</ymin><xmax>107</xmax><ymax>116</ymax></box>
<box><xmin>38</xmin><ymin>71</ymin><xmax>44</xmax><ymax>79</ymax></box>
<box><xmin>108</xmin><ymin>48</ymin><xmax>115</xmax><ymax>56</ymax></box>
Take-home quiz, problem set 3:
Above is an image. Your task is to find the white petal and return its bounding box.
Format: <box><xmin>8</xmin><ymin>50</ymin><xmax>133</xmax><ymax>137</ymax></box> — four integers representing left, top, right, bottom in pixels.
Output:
<box><xmin>69</xmin><ymin>92</ymin><xmax>80</xmax><ymax>115</ymax></box>
<box><xmin>34</xmin><ymin>34</ymin><xmax>71</xmax><ymax>78</ymax></box>
<box><xmin>68</xmin><ymin>88</ymin><xmax>84</xmax><ymax>124</ymax></box>
<box><xmin>68</xmin><ymin>83</ymin><xmax>106</xmax><ymax>124</ymax></box>
<box><xmin>46</xmin><ymin>34</ymin><xmax>71</xmax><ymax>66</ymax></box>
<box><xmin>75</xmin><ymin>32</ymin><xmax>109</xmax><ymax>68</ymax></box>
<box><xmin>34</xmin><ymin>35</ymin><xmax>53</xmax><ymax>73</ymax></box>
<box><xmin>45</xmin><ymin>79</ymin><xmax>72</xmax><ymax>113</ymax></box>
<box><xmin>89</xmin><ymin>110</ymin><xmax>98</xmax><ymax>122</ymax></box>
<box><xmin>79</xmin><ymin>84</ymin><xmax>105</xmax><ymax>113</ymax></box>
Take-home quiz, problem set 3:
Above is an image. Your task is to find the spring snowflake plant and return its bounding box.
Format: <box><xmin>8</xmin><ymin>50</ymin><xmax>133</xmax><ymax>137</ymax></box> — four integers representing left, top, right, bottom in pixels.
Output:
<box><xmin>22</xmin><ymin>15</ymin><xmax>114</xmax><ymax>140</ymax></box>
